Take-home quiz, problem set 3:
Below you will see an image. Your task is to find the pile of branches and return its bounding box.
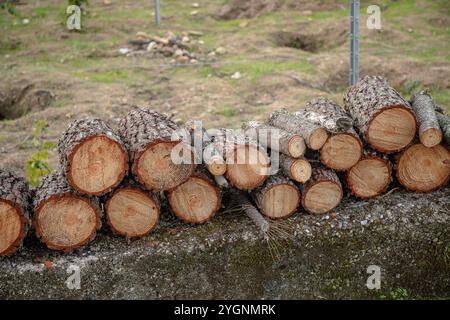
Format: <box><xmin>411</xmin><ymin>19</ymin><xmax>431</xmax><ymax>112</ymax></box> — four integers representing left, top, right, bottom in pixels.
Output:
<box><xmin>0</xmin><ymin>76</ymin><xmax>449</xmax><ymax>256</ymax></box>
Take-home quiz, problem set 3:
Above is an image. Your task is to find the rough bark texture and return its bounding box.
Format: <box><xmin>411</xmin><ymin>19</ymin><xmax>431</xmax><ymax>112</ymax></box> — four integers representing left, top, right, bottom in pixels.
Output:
<box><xmin>268</xmin><ymin>108</ymin><xmax>328</xmax><ymax>150</ymax></box>
<box><xmin>294</xmin><ymin>97</ymin><xmax>354</xmax><ymax>133</ymax></box>
<box><xmin>168</xmin><ymin>166</ymin><xmax>222</xmax><ymax>224</ymax></box>
<box><xmin>251</xmin><ymin>173</ymin><xmax>300</xmax><ymax>219</ymax></box>
<box><xmin>118</xmin><ymin>108</ymin><xmax>195</xmax><ymax>191</ymax></box>
<box><xmin>33</xmin><ymin>171</ymin><xmax>102</xmax><ymax>252</ymax></box>
<box><xmin>104</xmin><ymin>178</ymin><xmax>160</xmax><ymax>238</ymax></box>
<box><xmin>242</xmin><ymin>121</ymin><xmax>306</xmax><ymax>158</ymax></box>
<box><xmin>346</xmin><ymin>149</ymin><xmax>392</xmax><ymax>199</ymax></box>
<box><xmin>300</xmin><ymin>165</ymin><xmax>343</xmax><ymax>215</ymax></box>
<box><xmin>410</xmin><ymin>91</ymin><xmax>443</xmax><ymax>147</ymax></box>
<box><xmin>0</xmin><ymin>170</ymin><xmax>31</xmax><ymax>256</ymax></box>
<box><xmin>278</xmin><ymin>153</ymin><xmax>311</xmax><ymax>183</ymax></box>
<box><xmin>343</xmin><ymin>75</ymin><xmax>417</xmax><ymax>153</ymax></box>
<box><xmin>57</xmin><ymin>118</ymin><xmax>129</xmax><ymax>196</ymax></box>
<box><xmin>436</xmin><ymin>113</ymin><xmax>450</xmax><ymax>145</ymax></box>
<box><xmin>396</xmin><ymin>143</ymin><xmax>450</xmax><ymax>193</ymax></box>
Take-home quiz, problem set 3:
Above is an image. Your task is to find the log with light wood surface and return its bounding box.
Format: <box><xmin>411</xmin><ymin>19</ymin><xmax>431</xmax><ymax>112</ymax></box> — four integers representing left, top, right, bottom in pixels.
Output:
<box><xmin>57</xmin><ymin>118</ymin><xmax>129</xmax><ymax>196</ymax></box>
<box><xmin>299</xmin><ymin>165</ymin><xmax>343</xmax><ymax>214</ymax></box>
<box><xmin>33</xmin><ymin>170</ymin><xmax>102</xmax><ymax>252</ymax></box>
<box><xmin>295</xmin><ymin>97</ymin><xmax>362</xmax><ymax>171</ymax></box>
<box><xmin>0</xmin><ymin>170</ymin><xmax>31</xmax><ymax>256</ymax></box>
<box><xmin>344</xmin><ymin>76</ymin><xmax>417</xmax><ymax>153</ymax></box>
<box><xmin>250</xmin><ymin>173</ymin><xmax>301</xmax><ymax>219</ymax></box>
<box><xmin>268</xmin><ymin>109</ymin><xmax>329</xmax><ymax>150</ymax></box>
<box><xmin>118</xmin><ymin>108</ymin><xmax>195</xmax><ymax>191</ymax></box>
<box><xmin>395</xmin><ymin>143</ymin><xmax>450</xmax><ymax>192</ymax></box>
<box><xmin>346</xmin><ymin>149</ymin><xmax>392</xmax><ymax>199</ymax></box>
<box><xmin>105</xmin><ymin>178</ymin><xmax>160</xmax><ymax>238</ymax></box>
<box><xmin>167</xmin><ymin>167</ymin><xmax>222</xmax><ymax>224</ymax></box>
<box><xmin>410</xmin><ymin>91</ymin><xmax>443</xmax><ymax>147</ymax></box>
<box><xmin>278</xmin><ymin>153</ymin><xmax>311</xmax><ymax>183</ymax></box>
<box><xmin>242</xmin><ymin>121</ymin><xmax>306</xmax><ymax>158</ymax></box>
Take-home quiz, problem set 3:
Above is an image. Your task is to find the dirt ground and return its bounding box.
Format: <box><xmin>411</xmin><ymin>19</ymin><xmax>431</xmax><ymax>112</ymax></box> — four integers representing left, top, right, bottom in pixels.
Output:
<box><xmin>0</xmin><ymin>0</ymin><xmax>449</xmax><ymax>176</ymax></box>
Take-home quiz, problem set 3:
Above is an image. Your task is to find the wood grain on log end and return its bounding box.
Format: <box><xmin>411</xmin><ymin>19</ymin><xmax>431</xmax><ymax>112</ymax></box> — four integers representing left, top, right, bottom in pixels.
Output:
<box><xmin>396</xmin><ymin>144</ymin><xmax>450</xmax><ymax>192</ymax></box>
<box><xmin>105</xmin><ymin>187</ymin><xmax>160</xmax><ymax>238</ymax></box>
<box><xmin>206</xmin><ymin>155</ymin><xmax>227</xmax><ymax>176</ymax></box>
<box><xmin>346</xmin><ymin>156</ymin><xmax>392</xmax><ymax>199</ymax></box>
<box><xmin>168</xmin><ymin>175</ymin><xmax>221</xmax><ymax>224</ymax></box>
<box><xmin>280</xmin><ymin>154</ymin><xmax>312</xmax><ymax>183</ymax></box>
<box><xmin>420</xmin><ymin>128</ymin><xmax>443</xmax><ymax>148</ymax></box>
<box><xmin>225</xmin><ymin>144</ymin><xmax>270</xmax><ymax>190</ymax></box>
<box><xmin>309</xmin><ymin>127</ymin><xmax>328</xmax><ymax>150</ymax></box>
<box><xmin>288</xmin><ymin>135</ymin><xmax>306</xmax><ymax>158</ymax></box>
<box><xmin>320</xmin><ymin>132</ymin><xmax>362</xmax><ymax>171</ymax></box>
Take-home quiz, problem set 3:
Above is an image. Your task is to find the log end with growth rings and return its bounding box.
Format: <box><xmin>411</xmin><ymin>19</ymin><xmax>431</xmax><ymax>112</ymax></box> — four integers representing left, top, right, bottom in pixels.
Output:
<box><xmin>366</xmin><ymin>106</ymin><xmax>417</xmax><ymax>153</ymax></box>
<box><xmin>309</xmin><ymin>127</ymin><xmax>329</xmax><ymax>150</ymax></box>
<box><xmin>346</xmin><ymin>157</ymin><xmax>391</xmax><ymax>198</ymax></box>
<box><xmin>259</xmin><ymin>183</ymin><xmax>300</xmax><ymax>220</ymax></box>
<box><xmin>289</xmin><ymin>158</ymin><xmax>312</xmax><ymax>183</ymax></box>
<box><xmin>168</xmin><ymin>176</ymin><xmax>221</xmax><ymax>224</ymax></box>
<box><xmin>396</xmin><ymin>144</ymin><xmax>450</xmax><ymax>192</ymax></box>
<box><xmin>420</xmin><ymin>128</ymin><xmax>443</xmax><ymax>148</ymax></box>
<box><xmin>320</xmin><ymin>133</ymin><xmax>362</xmax><ymax>171</ymax></box>
<box><xmin>288</xmin><ymin>135</ymin><xmax>306</xmax><ymax>158</ymax></box>
<box><xmin>105</xmin><ymin>187</ymin><xmax>160</xmax><ymax>238</ymax></box>
<box><xmin>0</xmin><ymin>200</ymin><xmax>28</xmax><ymax>256</ymax></box>
<box><xmin>206</xmin><ymin>155</ymin><xmax>227</xmax><ymax>176</ymax></box>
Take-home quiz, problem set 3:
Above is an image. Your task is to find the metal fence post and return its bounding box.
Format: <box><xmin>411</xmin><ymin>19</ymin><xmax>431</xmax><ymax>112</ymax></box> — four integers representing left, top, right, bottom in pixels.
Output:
<box><xmin>155</xmin><ymin>0</ymin><xmax>161</xmax><ymax>26</ymax></box>
<box><xmin>350</xmin><ymin>0</ymin><xmax>360</xmax><ymax>86</ymax></box>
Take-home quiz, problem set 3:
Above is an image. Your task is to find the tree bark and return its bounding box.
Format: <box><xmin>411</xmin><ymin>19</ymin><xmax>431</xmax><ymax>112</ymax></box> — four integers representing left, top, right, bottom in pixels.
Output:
<box><xmin>396</xmin><ymin>143</ymin><xmax>450</xmax><ymax>192</ymax></box>
<box><xmin>300</xmin><ymin>165</ymin><xmax>343</xmax><ymax>214</ymax></box>
<box><xmin>436</xmin><ymin>113</ymin><xmax>450</xmax><ymax>145</ymax></box>
<box><xmin>0</xmin><ymin>170</ymin><xmax>31</xmax><ymax>256</ymax></box>
<box><xmin>344</xmin><ymin>76</ymin><xmax>417</xmax><ymax>153</ymax></box>
<box><xmin>167</xmin><ymin>166</ymin><xmax>222</xmax><ymax>224</ymax></box>
<box><xmin>209</xmin><ymin>128</ymin><xmax>270</xmax><ymax>190</ymax></box>
<box><xmin>346</xmin><ymin>149</ymin><xmax>392</xmax><ymax>199</ymax></box>
<box><xmin>33</xmin><ymin>170</ymin><xmax>102</xmax><ymax>252</ymax></box>
<box><xmin>118</xmin><ymin>108</ymin><xmax>195</xmax><ymax>191</ymax></box>
<box><xmin>268</xmin><ymin>108</ymin><xmax>328</xmax><ymax>150</ymax></box>
<box><xmin>251</xmin><ymin>173</ymin><xmax>300</xmax><ymax>219</ymax></box>
<box><xmin>410</xmin><ymin>91</ymin><xmax>443</xmax><ymax>147</ymax></box>
<box><xmin>278</xmin><ymin>153</ymin><xmax>311</xmax><ymax>183</ymax></box>
<box><xmin>105</xmin><ymin>178</ymin><xmax>160</xmax><ymax>238</ymax></box>
<box><xmin>58</xmin><ymin>118</ymin><xmax>129</xmax><ymax>196</ymax></box>
<box><xmin>242</xmin><ymin>121</ymin><xmax>306</xmax><ymax>158</ymax></box>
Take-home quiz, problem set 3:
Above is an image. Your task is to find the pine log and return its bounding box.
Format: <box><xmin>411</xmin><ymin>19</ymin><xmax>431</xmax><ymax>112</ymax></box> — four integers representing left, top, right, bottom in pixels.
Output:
<box><xmin>344</xmin><ymin>76</ymin><xmax>417</xmax><ymax>153</ymax></box>
<box><xmin>436</xmin><ymin>113</ymin><xmax>450</xmax><ymax>145</ymax></box>
<box><xmin>167</xmin><ymin>167</ymin><xmax>221</xmax><ymax>224</ymax></box>
<box><xmin>300</xmin><ymin>166</ymin><xmax>343</xmax><ymax>214</ymax></box>
<box><xmin>118</xmin><ymin>108</ymin><xmax>195</xmax><ymax>191</ymax></box>
<box><xmin>268</xmin><ymin>109</ymin><xmax>328</xmax><ymax>150</ymax></box>
<box><xmin>410</xmin><ymin>91</ymin><xmax>443</xmax><ymax>147</ymax></box>
<box><xmin>210</xmin><ymin>128</ymin><xmax>270</xmax><ymax>190</ymax></box>
<box><xmin>279</xmin><ymin>153</ymin><xmax>311</xmax><ymax>183</ymax></box>
<box><xmin>295</xmin><ymin>97</ymin><xmax>362</xmax><ymax>171</ymax></box>
<box><xmin>0</xmin><ymin>170</ymin><xmax>31</xmax><ymax>256</ymax></box>
<box><xmin>251</xmin><ymin>173</ymin><xmax>300</xmax><ymax>219</ymax></box>
<box><xmin>58</xmin><ymin>118</ymin><xmax>129</xmax><ymax>196</ymax></box>
<box><xmin>346</xmin><ymin>149</ymin><xmax>392</xmax><ymax>199</ymax></box>
<box><xmin>105</xmin><ymin>179</ymin><xmax>160</xmax><ymax>238</ymax></box>
<box><xmin>242</xmin><ymin>121</ymin><xmax>306</xmax><ymax>158</ymax></box>
<box><xmin>396</xmin><ymin>143</ymin><xmax>450</xmax><ymax>192</ymax></box>
<box><xmin>33</xmin><ymin>171</ymin><xmax>102</xmax><ymax>252</ymax></box>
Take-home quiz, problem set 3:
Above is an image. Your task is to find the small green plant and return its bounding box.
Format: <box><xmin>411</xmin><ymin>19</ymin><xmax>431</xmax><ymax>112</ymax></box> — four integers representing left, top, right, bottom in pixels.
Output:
<box><xmin>0</xmin><ymin>0</ymin><xmax>19</xmax><ymax>15</ymax></box>
<box><xmin>26</xmin><ymin>120</ymin><xmax>54</xmax><ymax>187</ymax></box>
<box><xmin>222</xmin><ymin>105</ymin><xmax>236</xmax><ymax>117</ymax></box>
<box><xmin>390</xmin><ymin>287</ymin><xmax>409</xmax><ymax>300</ymax></box>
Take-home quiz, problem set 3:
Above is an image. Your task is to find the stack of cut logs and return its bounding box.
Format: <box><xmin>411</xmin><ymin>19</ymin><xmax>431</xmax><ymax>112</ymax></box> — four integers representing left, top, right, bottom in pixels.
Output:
<box><xmin>1</xmin><ymin>76</ymin><xmax>449</xmax><ymax>256</ymax></box>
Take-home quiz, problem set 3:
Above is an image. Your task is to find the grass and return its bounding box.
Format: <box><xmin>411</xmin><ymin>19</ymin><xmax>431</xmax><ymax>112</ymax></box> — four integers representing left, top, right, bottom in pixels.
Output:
<box><xmin>74</xmin><ymin>69</ymin><xmax>129</xmax><ymax>83</ymax></box>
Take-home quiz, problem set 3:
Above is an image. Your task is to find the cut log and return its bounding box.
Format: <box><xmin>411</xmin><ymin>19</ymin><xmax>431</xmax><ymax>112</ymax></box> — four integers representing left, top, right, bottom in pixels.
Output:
<box><xmin>210</xmin><ymin>128</ymin><xmax>270</xmax><ymax>190</ymax></box>
<box><xmin>242</xmin><ymin>121</ymin><xmax>306</xmax><ymax>158</ymax></box>
<box><xmin>279</xmin><ymin>154</ymin><xmax>311</xmax><ymax>183</ymax></box>
<box><xmin>268</xmin><ymin>109</ymin><xmax>328</xmax><ymax>150</ymax></box>
<box><xmin>251</xmin><ymin>174</ymin><xmax>300</xmax><ymax>219</ymax></box>
<box><xmin>295</xmin><ymin>98</ymin><xmax>362</xmax><ymax>171</ymax></box>
<box><xmin>346</xmin><ymin>150</ymin><xmax>392</xmax><ymax>199</ymax></box>
<box><xmin>58</xmin><ymin>118</ymin><xmax>129</xmax><ymax>196</ymax></box>
<box><xmin>0</xmin><ymin>170</ymin><xmax>31</xmax><ymax>256</ymax></box>
<box><xmin>344</xmin><ymin>76</ymin><xmax>417</xmax><ymax>153</ymax></box>
<box><xmin>436</xmin><ymin>113</ymin><xmax>450</xmax><ymax>145</ymax></box>
<box><xmin>396</xmin><ymin>143</ymin><xmax>450</xmax><ymax>192</ymax></box>
<box><xmin>33</xmin><ymin>171</ymin><xmax>102</xmax><ymax>252</ymax></box>
<box><xmin>300</xmin><ymin>166</ymin><xmax>343</xmax><ymax>214</ymax></box>
<box><xmin>410</xmin><ymin>91</ymin><xmax>443</xmax><ymax>147</ymax></box>
<box><xmin>168</xmin><ymin>168</ymin><xmax>221</xmax><ymax>224</ymax></box>
<box><xmin>118</xmin><ymin>108</ymin><xmax>195</xmax><ymax>191</ymax></box>
<box><xmin>105</xmin><ymin>180</ymin><xmax>160</xmax><ymax>238</ymax></box>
